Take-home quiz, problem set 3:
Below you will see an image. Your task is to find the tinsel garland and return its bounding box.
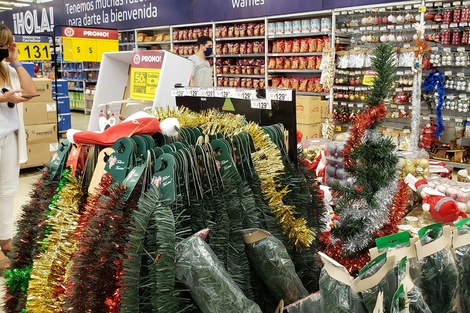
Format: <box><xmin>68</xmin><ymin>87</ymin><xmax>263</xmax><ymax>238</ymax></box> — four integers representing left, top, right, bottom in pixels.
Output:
<box><xmin>342</xmin><ymin>103</ymin><xmax>388</xmax><ymax>169</ymax></box>
<box><xmin>26</xmin><ymin>171</ymin><xmax>83</xmax><ymax>313</ymax></box>
<box><xmin>4</xmin><ymin>167</ymin><xmax>59</xmax><ymax>313</ymax></box>
<box><xmin>153</xmin><ymin>108</ymin><xmax>315</xmax><ymax>249</ymax></box>
<box><xmin>423</xmin><ymin>69</ymin><xmax>445</xmax><ymax>137</ymax></box>
<box><xmin>64</xmin><ymin>183</ymin><xmax>132</xmax><ymax>313</ymax></box>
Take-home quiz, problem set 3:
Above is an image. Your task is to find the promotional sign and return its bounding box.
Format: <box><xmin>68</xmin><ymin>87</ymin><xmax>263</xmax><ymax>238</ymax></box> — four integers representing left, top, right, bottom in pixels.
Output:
<box><xmin>62</xmin><ymin>26</ymin><xmax>118</xmax><ymax>62</ymax></box>
<box><xmin>130</xmin><ymin>51</ymin><xmax>164</xmax><ymax>101</ymax></box>
<box><xmin>14</xmin><ymin>35</ymin><xmax>52</xmax><ymax>61</ymax></box>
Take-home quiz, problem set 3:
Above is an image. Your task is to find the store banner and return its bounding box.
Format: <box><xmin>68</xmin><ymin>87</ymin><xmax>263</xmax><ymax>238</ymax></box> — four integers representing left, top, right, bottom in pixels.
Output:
<box><xmin>322</xmin><ymin>0</ymin><xmax>410</xmax><ymax>9</ymax></box>
<box><xmin>129</xmin><ymin>50</ymin><xmax>164</xmax><ymax>101</ymax></box>
<box><xmin>9</xmin><ymin>2</ymin><xmax>62</xmax><ymax>36</ymax></box>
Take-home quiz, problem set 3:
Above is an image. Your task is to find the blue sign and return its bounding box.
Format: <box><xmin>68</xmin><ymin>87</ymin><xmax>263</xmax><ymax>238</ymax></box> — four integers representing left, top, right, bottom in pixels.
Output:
<box><xmin>322</xmin><ymin>0</ymin><xmax>409</xmax><ymax>9</ymax></box>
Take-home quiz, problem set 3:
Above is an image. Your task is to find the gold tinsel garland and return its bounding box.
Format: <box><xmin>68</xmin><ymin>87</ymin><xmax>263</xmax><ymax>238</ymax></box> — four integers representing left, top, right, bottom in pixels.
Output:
<box><xmin>26</xmin><ymin>175</ymin><xmax>83</xmax><ymax>313</ymax></box>
<box><xmin>154</xmin><ymin>108</ymin><xmax>314</xmax><ymax>249</ymax></box>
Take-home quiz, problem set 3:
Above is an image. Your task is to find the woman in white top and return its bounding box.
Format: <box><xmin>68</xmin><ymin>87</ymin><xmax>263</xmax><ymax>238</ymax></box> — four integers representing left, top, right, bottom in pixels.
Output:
<box><xmin>0</xmin><ymin>24</ymin><xmax>36</xmax><ymax>273</ymax></box>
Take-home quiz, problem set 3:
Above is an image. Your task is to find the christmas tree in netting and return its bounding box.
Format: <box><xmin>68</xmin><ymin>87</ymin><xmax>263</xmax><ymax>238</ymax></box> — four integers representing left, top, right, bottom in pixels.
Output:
<box><xmin>320</xmin><ymin>43</ymin><xmax>409</xmax><ymax>274</ymax></box>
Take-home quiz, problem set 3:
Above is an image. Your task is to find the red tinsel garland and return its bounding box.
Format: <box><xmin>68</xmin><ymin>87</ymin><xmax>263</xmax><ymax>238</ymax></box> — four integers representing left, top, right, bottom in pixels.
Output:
<box><xmin>374</xmin><ymin>179</ymin><xmax>409</xmax><ymax>238</ymax></box>
<box><xmin>343</xmin><ymin>103</ymin><xmax>388</xmax><ymax>168</ymax></box>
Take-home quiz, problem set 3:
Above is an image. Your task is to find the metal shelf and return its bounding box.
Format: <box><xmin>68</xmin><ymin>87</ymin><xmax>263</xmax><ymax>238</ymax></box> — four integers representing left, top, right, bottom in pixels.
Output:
<box><xmin>215</xmin><ymin>36</ymin><xmax>265</xmax><ymax>41</ymax></box>
<box><xmin>66</xmin><ymin>79</ymin><xmax>83</xmax><ymax>82</ymax></box>
<box><xmin>268</xmin><ymin>32</ymin><xmax>330</xmax><ymax>39</ymax></box>
<box><xmin>297</xmin><ymin>92</ymin><xmax>330</xmax><ymax>96</ymax></box>
<box><xmin>267</xmin><ymin>52</ymin><xmax>323</xmax><ymax>57</ymax></box>
<box><xmin>173</xmin><ymin>39</ymin><xmax>197</xmax><ymax>43</ymax></box>
<box><xmin>68</xmin><ymin>88</ymin><xmax>83</xmax><ymax>91</ymax></box>
<box><xmin>217</xmin><ymin>74</ymin><xmax>265</xmax><ymax>78</ymax></box>
<box><xmin>216</xmin><ymin>54</ymin><xmax>265</xmax><ymax>58</ymax></box>
<box><xmin>137</xmin><ymin>41</ymin><xmax>171</xmax><ymax>45</ymax></box>
<box><xmin>82</xmin><ymin>68</ymin><xmax>100</xmax><ymax>71</ymax></box>
<box><xmin>268</xmin><ymin>69</ymin><xmax>322</xmax><ymax>73</ymax></box>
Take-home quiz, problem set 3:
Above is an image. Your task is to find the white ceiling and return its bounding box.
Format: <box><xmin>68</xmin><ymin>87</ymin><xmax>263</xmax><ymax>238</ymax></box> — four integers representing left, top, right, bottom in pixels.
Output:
<box><xmin>0</xmin><ymin>0</ymin><xmax>53</xmax><ymax>12</ymax></box>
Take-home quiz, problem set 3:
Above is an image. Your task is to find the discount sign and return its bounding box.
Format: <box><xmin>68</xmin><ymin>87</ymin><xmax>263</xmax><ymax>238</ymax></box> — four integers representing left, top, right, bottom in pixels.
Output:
<box><xmin>14</xmin><ymin>35</ymin><xmax>51</xmax><ymax>61</ymax></box>
<box><xmin>62</xmin><ymin>27</ymin><xmax>118</xmax><ymax>62</ymax></box>
<box><xmin>130</xmin><ymin>51</ymin><xmax>164</xmax><ymax>101</ymax></box>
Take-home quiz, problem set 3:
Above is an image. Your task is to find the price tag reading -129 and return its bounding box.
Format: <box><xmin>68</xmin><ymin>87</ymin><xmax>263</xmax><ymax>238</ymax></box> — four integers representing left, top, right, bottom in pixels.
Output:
<box><xmin>266</xmin><ymin>89</ymin><xmax>293</xmax><ymax>101</ymax></box>
<box><xmin>17</xmin><ymin>42</ymin><xmax>51</xmax><ymax>61</ymax></box>
<box><xmin>235</xmin><ymin>89</ymin><xmax>256</xmax><ymax>100</ymax></box>
<box><xmin>171</xmin><ymin>88</ymin><xmax>185</xmax><ymax>97</ymax></box>
<box><xmin>215</xmin><ymin>88</ymin><xmax>237</xmax><ymax>98</ymax></box>
<box><xmin>251</xmin><ymin>99</ymin><xmax>271</xmax><ymax>110</ymax></box>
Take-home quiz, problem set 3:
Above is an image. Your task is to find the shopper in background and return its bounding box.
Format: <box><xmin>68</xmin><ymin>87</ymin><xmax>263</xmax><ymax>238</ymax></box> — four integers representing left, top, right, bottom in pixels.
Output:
<box><xmin>0</xmin><ymin>24</ymin><xmax>36</xmax><ymax>273</ymax></box>
<box><xmin>189</xmin><ymin>36</ymin><xmax>213</xmax><ymax>87</ymax></box>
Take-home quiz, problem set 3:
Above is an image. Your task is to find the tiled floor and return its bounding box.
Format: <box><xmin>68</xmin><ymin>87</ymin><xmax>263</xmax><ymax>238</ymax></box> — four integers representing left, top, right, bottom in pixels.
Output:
<box><xmin>0</xmin><ymin>111</ymin><xmax>89</xmax><ymax>312</ymax></box>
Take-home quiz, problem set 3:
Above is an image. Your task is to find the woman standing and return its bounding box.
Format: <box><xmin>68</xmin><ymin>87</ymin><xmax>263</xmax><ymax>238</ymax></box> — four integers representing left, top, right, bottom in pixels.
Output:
<box><xmin>0</xmin><ymin>24</ymin><xmax>36</xmax><ymax>273</ymax></box>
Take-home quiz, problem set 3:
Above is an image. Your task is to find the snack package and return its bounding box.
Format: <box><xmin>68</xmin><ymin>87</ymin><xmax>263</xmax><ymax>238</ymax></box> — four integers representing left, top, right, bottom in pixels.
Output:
<box><xmin>299</xmin><ymin>57</ymin><xmax>307</xmax><ymax>70</ymax></box>
<box><xmin>291</xmin><ymin>57</ymin><xmax>300</xmax><ymax>70</ymax></box>
<box><xmin>259</xmin><ymin>79</ymin><xmax>265</xmax><ymax>89</ymax></box>
<box><xmin>293</xmin><ymin>39</ymin><xmax>301</xmax><ymax>53</ymax></box>
<box><xmin>277</xmin><ymin>40</ymin><xmax>285</xmax><ymax>53</ymax></box>
<box><xmin>281</xmin><ymin>77</ymin><xmax>291</xmax><ymax>89</ymax></box>
<box><xmin>246</xmin><ymin>78</ymin><xmax>253</xmax><ymax>89</ymax></box>
<box><xmin>254</xmin><ymin>23</ymin><xmax>260</xmax><ymax>36</ymax></box>
<box><xmin>172</xmin><ymin>29</ymin><xmax>179</xmax><ymax>40</ymax></box>
<box><xmin>318</xmin><ymin>252</ymin><xmax>365</xmax><ymax>313</ymax></box>
<box><xmin>175</xmin><ymin>229</ymin><xmax>262</xmax><ymax>313</ymax></box>
<box><xmin>285</xmin><ymin>292</ymin><xmax>323</xmax><ymax>313</ymax></box>
<box><xmin>247</xmin><ymin>23</ymin><xmax>254</xmax><ymax>36</ymax></box>
<box><xmin>452</xmin><ymin>218</ymin><xmax>470</xmax><ymax>312</ymax></box>
<box><xmin>291</xmin><ymin>77</ymin><xmax>300</xmax><ymax>91</ymax></box>
<box><xmin>246</xmin><ymin>42</ymin><xmax>253</xmax><ymax>54</ymax></box>
<box><xmin>307</xmin><ymin>56</ymin><xmax>316</xmax><ymax>70</ymax></box>
<box><xmin>272</xmin><ymin>77</ymin><xmax>282</xmax><ymax>88</ymax></box>
<box><xmin>242</xmin><ymin>229</ymin><xmax>309</xmax><ymax>305</ymax></box>
<box><xmin>353</xmin><ymin>253</ymin><xmax>398</xmax><ymax>313</ymax></box>
<box><xmin>253</xmin><ymin>41</ymin><xmax>261</xmax><ymax>54</ymax></box>
<box><xmin>239</xmin><ymin>23</ymin><xmax>247</xmax><ymax>37</ymax></box>
<box><xmin>284</xmin><ymin>57</ymin><xmax>292</xmax><ymax>70</ymax></box>
<box><xmin>285</xmin><ymin>40</ymin><xmax>293</xmax><ymax>53</ymax></box>
<box><xmin>276</xmin><ymin>57</ymin><xmax>285</xmax><ymax>69</ymax></box>
<box><xmin>308</xmin><ymin>38</ymin><xmax>317</xmax><ymax>53</ymax></box>
<box><xmin>299</xmin><ymin>78</ymin><xmax>309</xmax><ymax>92</ymax></box>
<box><xmin>415</xmin><ymin>224</ymin><xmax>461</xmax><ymax>313</ymax></box>
<box><xmin>300</xmin><ymin>39</ymin><xmax>309</xmax><ymax>53</ymax></box>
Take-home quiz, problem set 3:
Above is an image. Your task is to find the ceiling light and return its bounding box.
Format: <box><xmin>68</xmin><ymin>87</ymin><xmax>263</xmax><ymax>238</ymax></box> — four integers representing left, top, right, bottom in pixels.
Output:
<box><xmin>0</xmin><ymin>6</ymin><xmax>13</xmax><ymax>10</ymax></box>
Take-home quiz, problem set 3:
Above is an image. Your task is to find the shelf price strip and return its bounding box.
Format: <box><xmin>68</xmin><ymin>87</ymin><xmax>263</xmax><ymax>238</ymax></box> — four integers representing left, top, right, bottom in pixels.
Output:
<box><xmin>130</xmin><ymin>50</ymin><xmax>164</xmax><ymax>101</ymax></box>
<box><xmin>15</xmin><ymin>35</ymin><xmax>51</xmax><ymax>61</ymax></box>
<box><xmin>62</xmin><ymin>27</ymin><xmax>118</xmax><ymax>62</ymax></box>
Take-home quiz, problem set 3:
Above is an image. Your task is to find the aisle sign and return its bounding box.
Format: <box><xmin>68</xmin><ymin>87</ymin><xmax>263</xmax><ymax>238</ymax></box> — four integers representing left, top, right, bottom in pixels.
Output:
<box><xmin>130</xmin><ymin>50</ymin><xmax>164</xmax><ymax>101</ymax></box>
<box><xmin>62</xmin><ymin>27</ymin><xmax>118</xmax><ymax>62</ymax></box>
<box><xmin>14</xmin><ymin>35</ymin><xmax>51</xmax><ymax>61</ymax></box>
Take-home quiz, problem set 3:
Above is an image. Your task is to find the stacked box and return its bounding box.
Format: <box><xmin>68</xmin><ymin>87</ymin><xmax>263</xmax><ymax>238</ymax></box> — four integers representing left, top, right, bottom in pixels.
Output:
<box><xmin>21</xmin><ymin>78</ymin><xmax>58</xmax><ymax>169</ymax></box>
<box><xmin>296</xmin><ymin>95</ymin><xmax>328</xmax><ymax>140</ymax></box>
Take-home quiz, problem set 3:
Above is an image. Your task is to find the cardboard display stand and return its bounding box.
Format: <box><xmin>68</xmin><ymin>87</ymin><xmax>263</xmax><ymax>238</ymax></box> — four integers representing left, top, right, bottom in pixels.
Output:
<box><xmin>88</xmin><ymin>51</ymin><xmax>192</xmax><ymax>131</ymax></box>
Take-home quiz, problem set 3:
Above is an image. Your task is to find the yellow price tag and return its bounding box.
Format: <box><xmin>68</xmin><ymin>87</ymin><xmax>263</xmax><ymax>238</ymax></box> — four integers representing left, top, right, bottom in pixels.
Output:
<box><xmin>363</xmin><ymin>71</ymin><xmax>377</xmax><ymax>86</ymax></box>
<box><xmin>130</xmin><ymin>51</ymin><xmax>165</xmax><ymax>101</ymax></box>
<box><xmin>17</xmin><ymin>42</ymin><xmax>51</xmax><ymax>61</ymax></box>
<box><xmin>62</xmin><ymin>27</ymin><xmax>119</xmax><ymax>62</ymax></box>
<box><xmin>418</xmin><ymin>6</ymin><xmax>426</xmax><ymax>13</ymax></box>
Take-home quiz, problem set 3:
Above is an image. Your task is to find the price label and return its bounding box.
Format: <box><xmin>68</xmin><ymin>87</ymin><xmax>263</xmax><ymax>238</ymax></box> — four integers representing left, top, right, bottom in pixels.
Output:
<box><xmin>460</xmin><ymin>22</ymin><xmax>468</xmax><ymax>27</ymax></box>
<box><xmin>396</xmin><ymin>88</ymin><xmax>403</xmax><ymax>92</ymax></box>
<box><xmin>199</xmin><ymin>87</ymin><xmax>215</xmax><ymax>98</ymax></box>
<box><xmin>426</xmin><ymin>2</ymin><xmax>434</xmax><ymax>7</ymax></box>
<box><xmin>423</xmin><ymin>116</ymin><xmax>431</xmax><ymax>120</ymax></box>
<box><xmin>403</xmin><ymin>43</ymin><xmax>411</xmax><ymax>48</ymax></box>
<box><xmin>348</xmin><ymin>103</ymin><xmax>354</xmax><ymax>107</ymax></box>
<box><xmin>405</xmin><ymin>5</ymin><xmax>412</xmax><ymax>9</ymax></box>
<box><xmin>387</xmin><ymin>25</ymin><xmax>394</xmax><ymax>29</ymax></box>
<box><xmin>445</xmin><ymin>71</ymin><xmax>453</xmax><ymax>76</ymax></box>
<box><xmin>443</xmin><ymin>47</ymin><xmax>452</xmax><ymax>52</ymax></box>
<box><xmin>432</xmin><ymin>24</ymin><xmax>440</xmax><ymax>29</ymax></box>
<box><xmin>185</xmin><ymin>88</ymin><xmax>200</xmax><ymax>97</ymax></box>
<box><xmin>443</xmin><ymin>3</ymin><xmax>451</xmax><ymax>7</ymax></box>
<box><xmin>443</xmin><ymin>116</ymin><xmax>451</xmax><ymax>121</ymax></box>
<box><xmin>456</xmin><ymin>118</ymin><xmax>464</xmax><ymax>122</ymax></box>
<box><xmin>404</xmin><ymin>24</ymin><xmax>411</xmax><ymax>29</ymax></box>
<box><xmin>235</xmin><ymin>89</ymin><xmax>256</xmax><ymax>100</ymax></box>
<box><xmin>398</xmin><ymin>105</ymin><xmax>406</xmax><ymax>110</ymax></box>
<box><xmin>457</xmin><ymin>72</ymin><xmax>465</xmax><ymax>77</ymax></box>
<box><xmin>450</xmin><ymin>23</ymin><xmax>458</xmax><ymax>28</ymax></box>
<box><xmin>251</xmin><ymin>98</ymin><xmax>271</xmax><ymax>110</ymax></box>
<box><xmin>464</xmin><ymin>0</ymin><xmax>470</xmax><ymax>5</ymax></box>
<box><xmin>349</xmin><ymin>86</ymin><xmax>355</xmax><ymax>90</ymax></box>
<box><xmin>341</xmin><ymin>102</ymin><xmax>347</xmax><ymax>106</ymax></box>
<box><xmin>418</xmin><ymin>6</ymin><xmax>427</xmax><ymax>12</ymax></box>
<box><xmin>17</xmin><ymin>42</ymin><xmax>51</xmax><ymax>61</ymax></box>
<box><xmin>360</xmin><ymin>27</ymin><xmax>366</xmax><ymax>31</ymax></box>
<box><xmin>363</xmin><ymin>70</ymin><xmax>377</xmax><ymax>86</ymax></box>
<box><xmin>366</xmin><ymin>26</ymin><xmax>373</xmax><ymax>30</ymax></box>
<box><xmin>215</xmin><ymin>88</ymin><xmax>237</xmax><ymax>98</ymax></box>
<box><xmin>380</xmin><ymin>26</ymin><xmax>387</xmax><ymax>31</ymax></box>
<box><xmin>130</xmin><ymin>50</ymin><xmax>163</xmax><ymax>101</ymax></box>
<box><xmin>379</xmin><ymin>8</ymin><xmax>386</xmax><ymax>12</ymax></box>
<box><xmin>62</xmin><ymin>27</ymin><xmax>118</xmax><ymax>62</ymax></box>
<box><xmin>441</xmin><ymin>24</ymin><xmax>449</xmax><ymax>29</ymax></box>
<box><xmin>266</xmin><ymin>89</ymin><xmax>292</xmax><ymax>101</ymax></box>
<box><xmin>396</xmin><ymin>25</ymin><xmax>403</xmax><ymax>30</ymax></box>
<box><xmin>171</xmin><ymin>88</ymin><xmax>185</xmax><ymax>97</ymax></box>
<box><xmin>457</xmin><ymin>47</ymin><xmax>466</xmax><ymax>52</ymax></box>
<box><xmin>459</xmin><ymin>94</ymin><xmax>468</xmax><ymax>99</ymax></box>
<box><xmin>453</xmin><ymin>1</ymin><xmax>462</xmax><ymax>5</ymax></box>
<box><xmin>357</xmin><ymin>103</ymin><xmax>364</xmax><ymax>108</ymax></box>
<box><xmin>435</xmin><ymin>2</ymin><xmax>443</xmax><ymax>6</ymax></box>
<box><xmin>405</xmin><ymin>70</ymin><xmax>412</xmax><ymax>75</ymax></box>
<box><xmin>373</xmin><ymin>27</ymin><xmax>379</xmax><ymax>31</ymax></box>
<box><xmin>397</xmin><ymin>71</ymin><xmax>404</xmax><ymax>75</ymax></box>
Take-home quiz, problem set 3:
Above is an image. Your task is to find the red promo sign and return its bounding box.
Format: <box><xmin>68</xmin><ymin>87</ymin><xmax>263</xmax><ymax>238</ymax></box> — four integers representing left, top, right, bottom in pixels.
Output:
<box><xmin>62</xmin><ymin>27</ymin><xmax>119</xmax><ymax>40</ymax></box>
<box><xmin>131</xmin><ymin>50</ymin><xmax>165</xmax><ymax>69</ymax></box>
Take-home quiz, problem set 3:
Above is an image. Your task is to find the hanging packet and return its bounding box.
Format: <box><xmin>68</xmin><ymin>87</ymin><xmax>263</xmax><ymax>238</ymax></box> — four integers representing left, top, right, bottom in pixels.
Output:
<box><xmin>415</xmin><ymin>223</ymin><xmax>460</xmax><ymax>313</ymax></box>
<box><xmin>452</xmin><ymin>218</ymin><xmax>470</xmax><ymax>312</ymax></box>
<box><xmin>353</xmin><ymin>253</ymin><xmax>397</xmax><ymax>313</ymax></box>
<box><xmin>318</xmin><ymin>252</ymin><xmax>365</xmax><ymax>313</ymax></box>
<box><xmin>241</xmin><ymin>229</ymin><xmax>309</xmax><ymax>305</ymax></box>
<box><xmin>284</xmin><ymin>292</ymin><xmax>323</xmax><ymax>313</ymax></box>
<box><xmin>390</xmin><ymin>285</ymin><xmax>407</xmax><ymax>313</ymax></box>
<box><xmin>396</xmin><ymin>257</ymin><xmax>431</xmax><ymax>313</ymax></box>
<box><xmin>175</xmin><ymin>229</ymin><xmax>262</xmax><ymax>313</ymax></box>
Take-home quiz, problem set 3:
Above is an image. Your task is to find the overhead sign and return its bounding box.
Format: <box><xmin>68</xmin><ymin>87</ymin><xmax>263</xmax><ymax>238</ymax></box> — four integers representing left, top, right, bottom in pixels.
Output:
<box><xmin>130</xmin><ymin>51</ymin><xmax>164</xmax><ymax>101</ymax></box>
<box><xmin>62</xmin><ymin>26</ymin><xmax>118</xmax><ymax>62</ymax></box>
<box><xmin>14</xmin><ymin>35</ymin><xmax>52</xmax><ymax>61</ymax></box>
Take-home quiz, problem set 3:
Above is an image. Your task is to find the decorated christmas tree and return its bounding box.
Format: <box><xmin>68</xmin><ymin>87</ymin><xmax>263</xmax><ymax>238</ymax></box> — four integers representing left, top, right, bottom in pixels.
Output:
<box><xmin>320</xmin><ymin>43</ymin><xmax>409</xmax><ymax>274</ymax></box>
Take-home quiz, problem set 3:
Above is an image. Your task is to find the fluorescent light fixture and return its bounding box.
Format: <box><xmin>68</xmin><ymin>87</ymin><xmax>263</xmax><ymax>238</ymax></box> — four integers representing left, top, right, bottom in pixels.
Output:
<box><xmin>0</xmin><ymin>1</ymin><xmax>30</xmax><ymax>6</ymax></box>
<box><xmin>0</xmin><ymin>6</ymin><xmax>13</xmax><ymax>9</ymax></box>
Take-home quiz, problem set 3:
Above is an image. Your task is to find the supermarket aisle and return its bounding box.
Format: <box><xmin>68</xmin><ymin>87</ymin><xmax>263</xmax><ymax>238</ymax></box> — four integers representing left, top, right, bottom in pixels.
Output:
<box><xmin>0</xmin><ymin>112</ymin><xmax>89</xmax><ymax>312</ymax></box>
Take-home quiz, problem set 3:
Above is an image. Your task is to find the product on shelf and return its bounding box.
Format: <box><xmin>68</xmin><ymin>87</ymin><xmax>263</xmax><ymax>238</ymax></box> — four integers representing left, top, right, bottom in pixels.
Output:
<box><xmin>271</xmin><ymin>76</ymin><xmax>324</xmax><ymax>93</ymax></box>
<box><xmin>214</xmin><ymin>22</ymin><xmax>264</xmax><ymax>38</ymax></box>
<box><xmin>173</xmin><ymin>26</ymin><xmax>212</xmax><ymax>41</ymax></box>
<box><xmin>270</xmin><ymin>38</ymin><xmax>328</xmax><ymax>53</ymax></box>
<box><xmin>268</xmin><ymin>56</ymin><xmax>322</xmax><ymax>70</ymax></box>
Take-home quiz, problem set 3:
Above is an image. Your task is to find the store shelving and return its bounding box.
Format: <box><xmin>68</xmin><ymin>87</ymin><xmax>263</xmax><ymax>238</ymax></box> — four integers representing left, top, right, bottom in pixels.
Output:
<box><xmin>217</xmin><ymin>74</ymin><xmax>265</xmax><ymax>78</ymax></box>
<box><xmin>216</xmin><ymin>36</ymin><xmax>265</xmax><ymax>41</ymax></box>
<box><xmin>216</xmin><ymin>54</ymin><xmax>265</xmax><ymax>58</ymax></box>
<box><xmin>268</xmin><ymin>69</ymin><xmax>322</xmax><ymax>73</ymax></box>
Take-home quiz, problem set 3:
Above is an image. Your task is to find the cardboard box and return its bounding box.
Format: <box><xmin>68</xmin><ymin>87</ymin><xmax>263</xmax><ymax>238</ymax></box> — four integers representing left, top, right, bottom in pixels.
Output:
<box><xmin>57</xmin><ymin>96</ymin><xmax>70</xmax><ymax>114</ymax></box>
<box><xmin>25</xmin><ymin>123</ymin><xmax>57</xmax><ymax>144</ymax></box>
<box><xmin>297</xmin><ymin>123</ymin><xmax>322</xmax><ymax>140</ymax></box>
<box><xmin>30</xmin><ymin>78</ymin><xmax>53</xmax><ymax>102</ymax></box>
<box><xmin>20</xmin><ymin>142</ymin><xmax>58</xmax><ymax>169</ymax></box>
<box><xmin>296</xmin><ymin>96</ymin><xmax>328</xmax><ymax>124</ymax></box>
<box><xmin>23</xmin><ymin>101</ymin><xmax>57</xmax><ymax>125</ymax></box>
<box><xmin>58</xmin><ymin>113</ymin><xmax>71</xmax><ymax>132</ymax></box>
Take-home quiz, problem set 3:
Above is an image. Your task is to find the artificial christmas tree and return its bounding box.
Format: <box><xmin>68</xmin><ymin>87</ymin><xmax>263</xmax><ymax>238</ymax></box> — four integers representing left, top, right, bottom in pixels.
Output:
<box><xmin>320</xmin><ymin>43</ymin><xmax>409</xmax><ymax>274</ymax></box>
